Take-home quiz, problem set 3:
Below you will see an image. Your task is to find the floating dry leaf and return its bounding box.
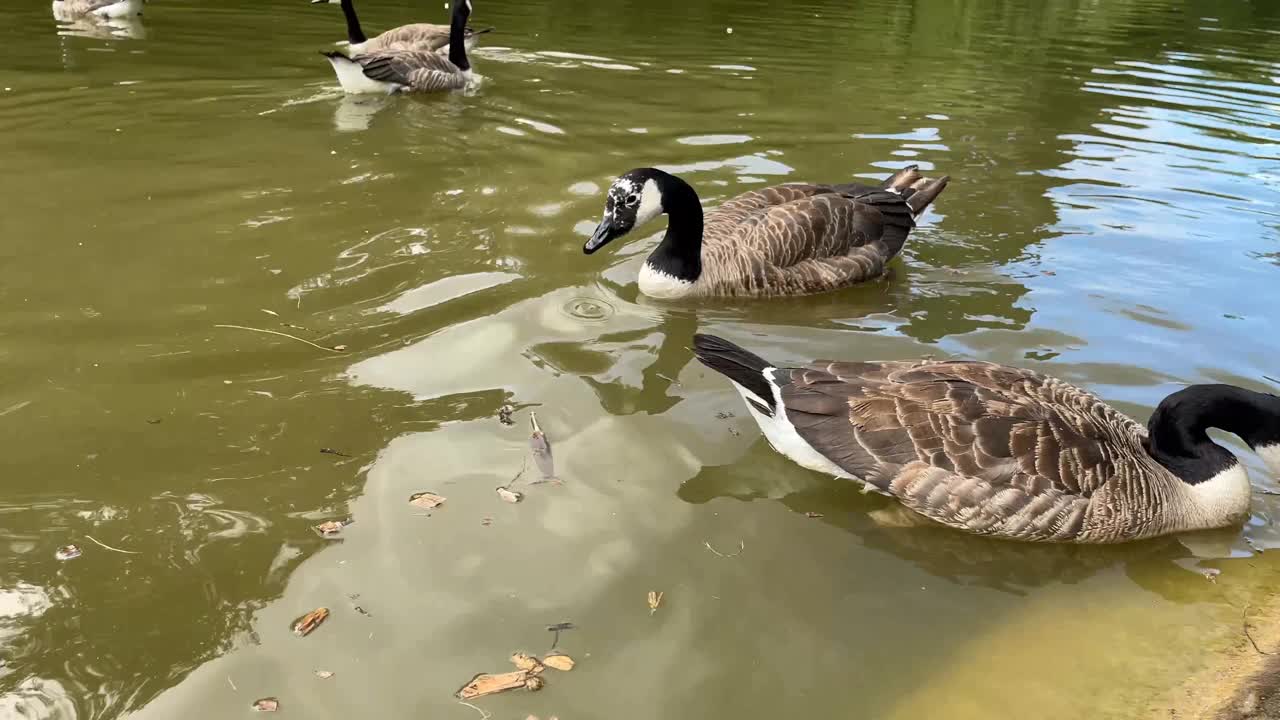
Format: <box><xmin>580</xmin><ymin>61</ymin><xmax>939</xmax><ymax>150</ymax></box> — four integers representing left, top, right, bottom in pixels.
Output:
<box><xmin>55</xmin><ymin>544</ymin><xmax>82</xmax><ymax>561</ymax></box>
<box><xmin>510</xmin><ymin>652</ymin><xmax>543</xmax><ymax>673</ymax></box>
<box><xmin>314</xmin><ymin>670</ymin><xmax>334</xmax><ymax>679</ymax></box>
<box><xmin>804</xmin><ymin>512</ymin><xmax>824</xmax><ymax>519</ymax></box>
<box><xmin>529</xmin><ymin>413</ymin><xmax>555</xmax><ymax>481</ymax></box>
<box><xmin>496</xmin><ymin>487</ymin><xmax>523</xmax><ymax>504</ymax></box>
<box><xmin>648</xmin><ymin>590</ymin><xmax>663</xmax><ymax>615</ymax></box>
<box><xmin>332</xmin><ymin>344</ymin><xmax>348</xmax><ymax>352</ymax></box>
<box><xmin>314</xmin><ymin>520</ymin><xmax>349</xmax><ymax>538</ymax></box>
<box><xmin>251</xmin><ymin>697</ymin><xmax>279</xmax><ymax>712</ymax></box>
<box><xmin>292</xmin><ymin>607</ymin><xmax>329</xmax><ymax>637</ymax></box>
<box><xmin>456</xmin><ymin>670</ymin><xmax>543</xmax><ymax>700</ymax></box>
<box><xmin>542</xmin><ymin>652</ymin><xmax>575</xmax><ymax>672</ymax></box>
<box><xmin>1203</xmin><ymin>568</ymin><xmax>1222</xmax><ymax>583</ymax></box>
<box><xmin>409</xmin><ymin>492</ymin><xmax>447</xmax><ymax>510</ymax></box>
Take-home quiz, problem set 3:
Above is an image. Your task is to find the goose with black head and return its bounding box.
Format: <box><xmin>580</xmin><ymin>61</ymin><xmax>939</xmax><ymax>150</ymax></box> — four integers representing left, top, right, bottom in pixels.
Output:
<box><xmin>692</xmin><ymin>333</ymin><xmax>1280</xmax><ymax>543</ymax></box>
<box><xmin>321</xmin><ymin>0</ymin><xmax>478</xmax><ymax>94</ymax></box>
<box><xmin>584</xmin><ymin>165</ymin><xmax>949</xmax><ymax>299</ymax></box>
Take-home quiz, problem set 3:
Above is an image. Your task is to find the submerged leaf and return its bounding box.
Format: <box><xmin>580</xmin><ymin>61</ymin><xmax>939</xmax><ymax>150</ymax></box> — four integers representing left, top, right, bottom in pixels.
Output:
<box><xmin>55</xmin><ymin>544</ymin><xmax>82</xmax><ymax>561</ymax></box>
<box><xmin>542</xmin><ymin>652</ymin><xmax>575</xmax><ymax>672</ymax></box>
<box><xmin>292</xmin><ymin>607</ymin><xmax>330</xmax><ymax>637</ymax></box>
<box><xmin>510</xmin><ymin>652</ymin><xmax>543</xmax><ymax>673</ymax></box>
<box><xmin>456</xmin><ymin>670</ymin><xmax>541</xmax><ymax>700</ymax></box>
<box><xmin>409</xmin><ymin>492</ymin><xmax>447</xmax><ymax>510</ymax></box>
<box><xmin>314</xmin><ymin>520</ymin><xmax>349</xmax><ymax>538</ymax></box>
<box><xmin>252</xmin><ymin>698</ymin><xmax>280</xmax><ymax>712</ymax></box>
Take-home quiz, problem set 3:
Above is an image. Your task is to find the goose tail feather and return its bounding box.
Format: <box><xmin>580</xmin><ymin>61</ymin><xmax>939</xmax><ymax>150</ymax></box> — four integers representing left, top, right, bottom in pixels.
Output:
<box><xmin>692</xmin><ymin>334</ymin><xmax>777</xmax><ymax>409</ymax></box>
<box><xmin>880</xmin><ymin>165</ymin><xmax>950</xmax><ymax>216</ymax></box>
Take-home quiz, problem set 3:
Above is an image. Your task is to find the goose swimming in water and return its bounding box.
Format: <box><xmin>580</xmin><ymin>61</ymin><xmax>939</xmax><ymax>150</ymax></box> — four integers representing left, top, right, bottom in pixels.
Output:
<box><xmin>312</xmin><ymin>0</ymin><xmax>492</xmax><ymax>56</ymax></box>
<box><xmin>692</xmin><ymin>333</ymin><xmax>1280</xmax><ymax>543</ymax></box>
<box><xmin>321</xmin><ymin>0</ymin><xmax>477</xmax><ymax>94</ymax></box>
<box><xmin>584</xmin><ymin>165</ymin><xmax>948</xmax><ymax>299</ymax></box>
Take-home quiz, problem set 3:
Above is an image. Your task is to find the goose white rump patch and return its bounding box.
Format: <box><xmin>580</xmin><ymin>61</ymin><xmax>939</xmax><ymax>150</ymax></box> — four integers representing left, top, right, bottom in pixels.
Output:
<box><xmin>730</xmin><ymin>373</ymin><xmax>885</xmax><ymax>494</ymax></box>
<box><xmin>83</xmin><ymin>0</ymin><xmax>142</xmax><ymax>17</ymax></box>
<box><xmin>326</xmin><ymin>55</ymin><xmax>400</xmax><ymax>94</ymax></box>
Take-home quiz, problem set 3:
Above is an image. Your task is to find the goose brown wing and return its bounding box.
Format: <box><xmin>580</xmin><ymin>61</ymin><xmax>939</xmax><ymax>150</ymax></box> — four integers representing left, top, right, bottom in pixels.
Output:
<box><xmin>778</xmin><ymin>360</ymin><xmax>1155</xmax><ymax>541</ymax></box>
<box><xmin>711</xmin><ymin>184</ymin><xmax>841</xmax><ymax>225</ymax></box>
<box><xmin>698</xmin><ymin>191</ymin><xmax>914</xmax><ymax>295</ymax></box>
<box><xmin>354</xmin><ymin>49</ymin><xmax>463</xmax><ymax>90</ymax></box>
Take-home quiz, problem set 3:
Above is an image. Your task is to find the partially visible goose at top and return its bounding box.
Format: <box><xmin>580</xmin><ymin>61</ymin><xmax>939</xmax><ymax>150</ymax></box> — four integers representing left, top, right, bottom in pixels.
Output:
<box><xmin>692</xmin><ymin>334</ymin><xmax>1280</xmax><ymax>543</ymax></box>
<box><xmin>312</xmin><ymin>0</ymin><xmax>492</xmax><ymax>56</ymax></box>
<box><xmin>583</xmin><ymin>165</ymin><xmax>948</xmax><ymax>299</ymax></box>
<box><xmin>51</xmin><ymin>0</ymin><xmax>143</xmax><ymax>19</ymax></box>
<box><xmin>322</xmin><ymin>0</ymin><xmax>477</xmax><ymax>94</ymax></box>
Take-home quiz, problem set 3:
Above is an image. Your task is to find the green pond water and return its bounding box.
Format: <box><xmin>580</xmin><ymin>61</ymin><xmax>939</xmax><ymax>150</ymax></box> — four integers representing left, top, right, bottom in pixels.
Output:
<box><xmin>2</xmin><ymin>0</ymin><xmax>1280</xmax><ymax>717</ymax></box>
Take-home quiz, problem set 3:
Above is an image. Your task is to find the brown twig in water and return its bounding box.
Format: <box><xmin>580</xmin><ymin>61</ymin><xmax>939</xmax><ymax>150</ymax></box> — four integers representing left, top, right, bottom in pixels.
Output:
<box><xmin>457</xmin><ymin>701</ymin><xmax>491</xmax><ymax>720</ymax></box>
<box><xmin>704</xmin><ymin>539</ymin><xmax>745</xmax><ymax>558</ymax></box>
<box><xmin>214</xmin><ymin>324</ymin><xmax>344</xmax><ymax>354</ymax></box>
<box><xmin>1243</xmin><ymin>604</ymin><xmax>1275</xmax><ymax>656</ymax></box>
<box><xmin>85</xmin><ymin>535</ymin><xmax>140</xmax><ymax>555</ymax></box>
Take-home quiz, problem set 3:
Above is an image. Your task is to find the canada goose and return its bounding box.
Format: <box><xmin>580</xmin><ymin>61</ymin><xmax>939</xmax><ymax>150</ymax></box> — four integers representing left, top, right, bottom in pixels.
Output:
<box><xmin>692</xmin><ymin>334</ymin><xmax>1280</xmax><ymax>543</ymax></box>
<box><xmin>312</xmin><ymin>0</ymin><xmax>492</xmax><ymax>56</ymax></box>
<box><xmin>51</xmin><ymin>0</ymin><xmax>143</xmax><ymax>19</ymax></box>
<box><xmin>321</xmin><ymin>0</ymin><xmax>475</xmax><ymax>94</ymax></box>
<box><xmin>584</xmin><ymin>165</ymin><xmax>948</xmax><ymax>299</ymax></box>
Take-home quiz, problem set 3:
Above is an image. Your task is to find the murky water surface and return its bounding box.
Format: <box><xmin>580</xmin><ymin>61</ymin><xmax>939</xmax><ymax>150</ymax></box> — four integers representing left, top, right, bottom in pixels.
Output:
<box><xmin>2</xmin><ymin>0</ymin><xmax>1280</xmax><ymax>717</ymax></box>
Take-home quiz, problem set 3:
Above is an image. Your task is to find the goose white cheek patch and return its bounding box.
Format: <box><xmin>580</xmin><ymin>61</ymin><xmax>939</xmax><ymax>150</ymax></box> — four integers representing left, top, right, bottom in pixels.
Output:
<box><xmin>634</xmin><ymin>179</ymin><xmax>663</xmax><ymax>226</ymax></box>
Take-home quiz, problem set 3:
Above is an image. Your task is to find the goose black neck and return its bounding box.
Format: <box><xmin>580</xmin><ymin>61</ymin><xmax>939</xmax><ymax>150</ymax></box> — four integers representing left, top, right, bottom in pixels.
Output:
<box><xmin>339</xmin><ymin>0</ymin><xmax>367</xmax><ymax>45</ymax></box>
<box><xmin>1146</xmin><ymin>384</ymin><xmax>1280</xmax><ymax>484</ymax></box>
<box><xmin>448</xmin><ymin>5</ymin><xmax>470</xmax><ymax>70</ymax></box>
<box><xmin>647</xmin><ymin>171</ymin><xmax>703</xmax><ymax>283</ymax></box>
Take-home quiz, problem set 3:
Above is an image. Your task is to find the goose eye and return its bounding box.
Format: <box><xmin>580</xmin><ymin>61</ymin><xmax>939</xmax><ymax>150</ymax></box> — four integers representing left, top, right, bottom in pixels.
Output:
<box><xmin>626</xmin><ymin>194</ymin><xmax>638</xmax><ymax>205</ymax></box>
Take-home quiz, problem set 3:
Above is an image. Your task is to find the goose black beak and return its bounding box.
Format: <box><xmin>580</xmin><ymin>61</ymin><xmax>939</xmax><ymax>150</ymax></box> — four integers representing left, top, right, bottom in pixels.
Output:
<box><xmin>584</xmin><ymin>220</ymin><xmax>618</xmax><ymax>254</ymax></box>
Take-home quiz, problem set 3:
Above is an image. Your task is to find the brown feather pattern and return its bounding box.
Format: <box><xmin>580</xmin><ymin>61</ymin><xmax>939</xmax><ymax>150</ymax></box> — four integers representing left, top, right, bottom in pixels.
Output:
<box><xmin>777</xmin><ymin>359</ymin><xmax>1191</xmax><ymax>542</ymax></box>
<box><xmin>351</xmin><ymin>49</ymin><xmax>468</xmax><ymax>92</ymax></box>
<box><xmin>692</xmin><ymin>168</ymin><xmax>947</xmax><ymax>297</ymax></box>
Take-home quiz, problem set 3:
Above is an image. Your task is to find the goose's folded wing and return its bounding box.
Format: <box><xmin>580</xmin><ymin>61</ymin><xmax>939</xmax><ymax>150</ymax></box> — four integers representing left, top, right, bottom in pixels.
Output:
<box><xmin>715</xmin><ymin>193</ymin><xmax>906</xmax><ymax>266</ymax></box>
<box><xmin>355</xmin><ymin>50</ymin><xmax>459</xmax><ymax>87</ymax></box>
<box><xmin>710</xmin><ymin>184</ymin><xmax>841</xmax><ymax>225</ymax></box>
<box><xmin>779</xmin><ymin>361</ymin><xmax>1151</xmax><ymax>541</ymax></box>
